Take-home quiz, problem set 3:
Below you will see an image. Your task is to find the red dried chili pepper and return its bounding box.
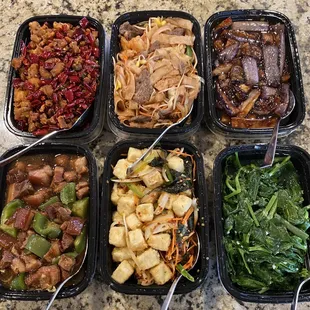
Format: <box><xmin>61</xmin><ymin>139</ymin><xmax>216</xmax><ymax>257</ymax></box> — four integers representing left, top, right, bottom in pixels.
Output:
<box><xmin>69</xmin><ymin>75</ymin><xmax>80</xmax><ymax>83</ymax></box>
<box><xmin>79</xmin><ymin>17</ymin><xmax>89</xmax><ymax>29</ymax></box>
<box><xmin>44</xmin><ymin>61</ymin><xmax>55</xmax><ymax>70</ymax></box>
<box><xmin>64</xmin><ymin>89</ymin><xmax>74</xmax><ymax>103</ymax></box>
<box><xmin>23</xmin><ymin>81</ymin><xmax>35</xmax><ymax>91</ymax></box>
<box><xmin>92</xmin><ymin>47</ymin><xmax>100</xmax><ymax>58</ymax></box>
<box><xmin>58</xmin><ymin>72</ymin><xmax>68</xmax><ymax>84</ymax></box>
<box><xmin>13</xmin><ymin>78</ymin><xmax>23</xmax><ymax>88</ymax></box>
<box><xmin>33</xmin><ymin>128</ymin><xmax>49</xmax><ymax>136</ymax></box>
<box><xmin>28</xmin><ymin>54</ymin><xmax>39</xmax><ymax>64</ymax></box>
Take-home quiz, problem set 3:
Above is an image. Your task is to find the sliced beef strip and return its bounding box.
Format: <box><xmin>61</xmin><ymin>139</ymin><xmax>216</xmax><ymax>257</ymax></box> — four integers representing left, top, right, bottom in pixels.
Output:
<box><xmin>6</xmin><ymin>167</ymin><xmax>28</xmax><ymax>184</ymax></box>
<box><xmin>11</xmin><ymin>258</ymin><xmax>26</xmax><ymax>274</ymax></box>
<box><xmin>166</xmin><ymin>27</ymin><xmax>186</xmax><ymax>36</ymax></box>
<box><xmin>61</xmin><ymin>268</ymin><xmax>71</xmax><ymax>281</ymax></box>
<box><xmin>119</xmin><ymin>21</ymin><xmax>144</xmax><ymax>40</ymax></box>
<box><xmin>132</xmin><ymin>69</ymin><xmax>154</xmax><ymax>104</ymax></box>
<box><xmin>25</xmin><ymin>265</ymin><xmax>60</xmax><ymax>290</ymax></box>
<box><xmin>74</xmin><ymin>157</ymin><xmax>88</xmax><ymax>176</ymax></box>
<box><xmin>55</xmin><ymin>155</ymin><xmax>69</xmax><ymax>167</ymax></box>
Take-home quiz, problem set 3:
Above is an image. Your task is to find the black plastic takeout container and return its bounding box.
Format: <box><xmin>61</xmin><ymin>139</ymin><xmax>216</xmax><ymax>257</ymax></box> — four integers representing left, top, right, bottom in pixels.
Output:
<box><xmin>4</xmin><ymin>15</ymin><xmax>107</xmax><ymax>144</ymax></box>
<box><xmin>204</xmin><ymin>10</ymin><xmax>305</xmax><ymax>139</ymax></box>
<box><xmin>213</xmin><ymin>144</ymin><xmax>310</xmax><ymax>303</ymax></box>
<box><xmin>108</xmin><ymin>10</ymin><xmax>204</xmax><ymax>140</ymax></box>
<box><xmin>99</xmin><ymin>140</ymin><xmax>209</xmax><ymax>294</ymax></box>
<box><xmin>0</xmin><ymin>143</ymin><xmax>98</xmax><ymax>300</ymax></box>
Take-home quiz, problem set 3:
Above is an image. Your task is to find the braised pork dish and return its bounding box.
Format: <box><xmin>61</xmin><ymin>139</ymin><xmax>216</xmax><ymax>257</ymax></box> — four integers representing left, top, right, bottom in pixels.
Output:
<box><xmin>0</xmin><ymin>154</ymin><xmax>89</xmax><ymax>291</ymax></box>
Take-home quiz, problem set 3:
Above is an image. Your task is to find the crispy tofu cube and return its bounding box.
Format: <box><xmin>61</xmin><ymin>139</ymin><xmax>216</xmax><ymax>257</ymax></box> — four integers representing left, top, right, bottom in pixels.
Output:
<box><xmin>112</xmin><ymin>247</ymin><xmax>132</xmax><ymax>262</ymax></box>
<box><xmin>117</xmin><ymin>195</ymin><xmax>138</xmax><ymax>216</ymax></box>
<box><xmin>126</xmin><ymin>213</ymin><xmax>142</xmax><ymax>230</ymax></box>
<box><xmin>128</xmin><ymin>229</ymin><xmax>148</xmax><ymax>251</ymax></box>
<box><xmin>136</xmin><ymin>203</ymin><xmax>154</xmax><ymax>222</ymax></box>
<box><xmin>112</xmin><ymin>260</ymin><xmax>134</xmax><ymax>284</ymax></box>
<box><xmin>109</xmin><ymin>226</ymin><xmax>126</xmax><ymax>247</ymax></box>
<box><xmin>150</xmin><ymin>261</ymin><xmax>173</xmax><ymax>285</ymax></box>
<box><xmin>111</xmin><ymin>184</ymin><xmax>126</xmax><ymax>205</ymax></box>
<box><xmin>113</xmin><ymin>159</ymin><xmax>130</xmax><ymax>180</ymax></box>
<box><xmin>142</xmin><ymin>170</ymin><xmax>164</xmax><ymax>189</ymax></box>
<box><xmin>172</xmin><ymin>195</ymin><xmax>192</xmax><ymax>217</ymax></box>
<box><xmin>112</xmin><ymin>211</ymin><xmax>124</xmax><ymax>225</ymax></box>
<box><xmin>167</xmin><ymin>156</ymin><xmax>184</xmax><ymax>173</ymax></box>
<box><xmin>137</xmin><ymin>248</ymin><xmax>160</xmax><ymax>270</ymax></box>
<box><xmin>147</xmin><ymin>233</ymin><xmax>171</xmax><ymax>251</ymax></box>
<box><xmin>127</xmin><ymin>147</ymin><xmax>143</xmax><ymax>162</ymax></box>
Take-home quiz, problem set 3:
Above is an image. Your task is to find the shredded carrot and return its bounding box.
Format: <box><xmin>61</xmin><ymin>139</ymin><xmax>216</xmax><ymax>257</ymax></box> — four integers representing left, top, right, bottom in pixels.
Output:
<box><xmin>183</xmin><ymin>255</ymin><xmax>194</xmax><ymax>269</ymax></box>
<box><xmin>182</xmin><ymin>206</ymin><xmax>194</xmax><ymax>225</ymax></box>
<box><xmin>166</xmin><ymin>228</ymin><xmax>176</xmax><ymax>260</ymax></box>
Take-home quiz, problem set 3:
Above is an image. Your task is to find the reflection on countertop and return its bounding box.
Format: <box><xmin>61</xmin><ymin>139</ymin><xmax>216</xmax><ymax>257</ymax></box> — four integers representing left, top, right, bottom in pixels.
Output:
<box><xmin>0</xmin><ymin>0</ymin><xmax>310</xmax><ymax>309</ymax></box>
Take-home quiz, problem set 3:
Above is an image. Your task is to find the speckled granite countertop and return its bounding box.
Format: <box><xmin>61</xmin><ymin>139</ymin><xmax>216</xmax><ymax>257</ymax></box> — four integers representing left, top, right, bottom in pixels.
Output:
<box><xmin>0</xmin><ymin>0</ymin><xmax>309</xmax><ymax>309</ymax></box>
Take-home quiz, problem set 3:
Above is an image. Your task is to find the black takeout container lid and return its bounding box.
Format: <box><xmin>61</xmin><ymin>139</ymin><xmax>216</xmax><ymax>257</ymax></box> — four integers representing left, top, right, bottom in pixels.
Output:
<box><xmin>98</xmin><ymin>140</ymin><xmax>209</xmax><ymax>295</ymax></box>
<box><xmin>107</xmin><ymin>10</ymin><xmax>204</xmax><ymax>140</ymax></box>
<box><xmin>204</xmin><ymin>10</ymin><xmax>305</xmax><ymax>139</ymax></box>
<box><xmin>4</xmin><ymin>15</ymin><xmax>107</xmax><ymax>144</ymax></box>
<box><xmin>213</xmin><ymin>144</ymin><xmax>310</xmax><ymax>303</ymax></box>
<box><xmin>0</xmin><ymin>143</ymin><xmax>98</xmax><ymax>300</ymax></box>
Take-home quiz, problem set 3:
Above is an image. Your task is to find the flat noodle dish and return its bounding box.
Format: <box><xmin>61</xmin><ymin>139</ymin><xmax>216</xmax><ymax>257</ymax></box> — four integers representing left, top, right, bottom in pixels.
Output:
<box><xmin>114</xmin><ymin>17</ymin><xmax>201</xmax><ymax>128</ymax></box>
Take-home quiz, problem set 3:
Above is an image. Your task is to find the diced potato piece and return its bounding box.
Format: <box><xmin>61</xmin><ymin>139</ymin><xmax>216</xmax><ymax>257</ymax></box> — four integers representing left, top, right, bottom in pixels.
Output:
<box><xmin>112</xmin><ymin>260</ymin><xmax>134</xmax><ymax>284</ymax></box>
<box><xmin>112</xmin><ymin>211</ymin><xmax>124</xmax><ymax>225</ymax></box>
<box><xmin>126</xmin><ymin>213</ymin><xmax>142</xmax><ymax>230</ymax></box>
<box><xmin>111</xmin><ymin>184</ymin><xmax>126</xmax><ymax>205</ymax></box>
<box><xmin>112</xmin><ymin>247</ymin><xmax>132</xmax><ymax>262</ymax></box>
<box><xmin>172</xmin><ymin>195</ymin><xmax>192</xmax><ymax>217</ymax></box>
<box><xmin>136</xmin><ymin>203</ymin><xmax>154</xmax><ymax>222</ymax></box>
<box><xmin>117</xmin><ymin>195</ymin><xmax>138</xmax><ymax>216</ymax></box>
<box><xmin>113</xmin><ymin>159</ymin><xmax>130</xmax><ymax>179</ymax></box>
<box><xmin>137</xmin><ymin>248</ymin><xmax>160</xmax><ymax>270</ymax></box>
<box><xmin>128</xmin><ymin>229</ymin><xmax>148</xmax><ymax>251</ymax></box>
<box><xmin>127</xmin><ymin>147</ymin><xmax>143</xmax><ymax>162</ymax></box>
<box><xmin>109</xmin><ymin>226</ymin><xmax>126</xmax><ymax>247</ymax></box>
<box><xmin>167</xmin><ymin>156</ymin><xmax>184</xmax><ymax>173</ymax></box>
<box><xmin>150</xmin><ymin>261</ymin><xmax>173</xmax><ymax>285</ymax></box>
<box><xmin>142</xmin><ymin>170</ymin><xmax>164</xmax><ymax>189</ymax></box>
<box><xmin>147</xmin><ymin>233</ymin><xmax>171</xmax><ymax>251</ymax></box>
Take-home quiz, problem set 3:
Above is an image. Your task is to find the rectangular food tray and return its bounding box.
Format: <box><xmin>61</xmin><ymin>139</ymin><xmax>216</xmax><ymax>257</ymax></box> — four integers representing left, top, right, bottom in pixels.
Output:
<box><xmin>108</xmin><ymin>10</ymin><xmax>204</xmax><ymax>140</ymax></box>
<box><xmin>4</xmin><ymin>15</ymin><xmax>107</xmax><ymax>144</ymax></box>
<box><xmin>204</xmin><ymin>10</ymin><xmax>305</xmax><ymax>140</ymax></box>
<box><xmin>213</xmin><ymin>144</ymin><xmax>310</xmax><ymax>303</ymax></box>
<box><xmin>98</xmin><ymin>140</ymin><xmax>209</xmax><ymax>295</ymax></box>
<box><xmin>0</xmin><ymin>143</ymin><xmax>98</xmax><ymax>300</ymax></box>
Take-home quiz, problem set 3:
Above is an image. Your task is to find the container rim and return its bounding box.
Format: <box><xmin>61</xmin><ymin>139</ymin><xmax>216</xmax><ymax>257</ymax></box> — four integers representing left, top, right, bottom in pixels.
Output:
<box><xmin>3</xmin><ymin>14</ymin><xmax>107</xmax><ymax>144</ymax></box>
<box><xmin>107</xmin><ymin>10</ymin><xmax>204</xmax><ymax>137</ymax></box>
<box><xmin>213</xmin><ymin>144</ymin><xmax>310</xmax><ymax>303</ymax></box>
<box><xmin>98</xmin><ymin>139</ymin><xmax>209</xmax><ymax>295</ymax></box>
<box><xmin>204</xmin><ymin>9</ymin><xmax>306</xmax><ymax>138</ymax></box>
<box><xmin>0</xmin><ymin>142</ymin><xmax>98</xmax><ymax>300</ymax></box>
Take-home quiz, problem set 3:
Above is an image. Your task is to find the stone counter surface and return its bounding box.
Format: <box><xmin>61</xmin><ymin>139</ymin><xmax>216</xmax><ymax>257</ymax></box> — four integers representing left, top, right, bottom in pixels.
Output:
<box><xmin>0</xmin><ymin>0</ymin><xmax>309</xmax><ymax>309</ymax></box>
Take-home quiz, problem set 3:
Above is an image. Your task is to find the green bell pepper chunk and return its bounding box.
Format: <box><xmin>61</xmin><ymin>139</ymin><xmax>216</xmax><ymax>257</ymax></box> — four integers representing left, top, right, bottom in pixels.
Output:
<box><xmin>163</xmin><ymin>164</ymin><xmax>174</xmax><ymax>184</ymax></box>
<box><xmin>1</xmin><ymin>199</ymin><xmax>24</xmax><ymax>224</ymax></box>
<box><xmin>60</xmin><ymin>183</ymin><xmax>76</xmax><ymax>205</ymax></box>
<box><xmin>176</xmin><ymin>263</ymin><xmax>194</xmax><ymax>282</ymax></box>
<box><xmin>74</xmin><ymin>227</ymin><xmax>86</xmax><ymax>254</ymax></box>
<box><xmin>72</xmin><ymin>197</ymin><xmax>89</xmax><ymax>219</ymax></box>
<box><xmin>39</xmin><ymin>196</ymin><xmax>60</xmax><ymax>210</ymax></box>
<box><xmin>33</xmin><ymin>213</ymin><xmax>61</xmax><ymax>239</ymax></box>
<box><xmin>25</xmin><ymin>234</ymin><xmax>51</xmax><ymax>258</ymax></box>
<box><xmin>10</xmin><ymin>273</ymin><xmax>26</xmax><ymax>290</ymax></box>
<box><xmin>65</xmin><ymin>252</ymin><xmax>79</xmax><ymax>258</ymax></box>
<box><xmin>0</xmin><ymin>224</ymin><xmax>18</xmax><ymax>238</ymax></box>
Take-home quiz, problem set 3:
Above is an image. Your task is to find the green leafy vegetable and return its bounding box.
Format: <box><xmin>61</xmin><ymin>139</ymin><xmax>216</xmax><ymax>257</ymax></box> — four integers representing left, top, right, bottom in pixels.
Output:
<box><xmin>223</xmin><ymin>153</ymin><xmax>309</xmax><ymax>292</ymax></box>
